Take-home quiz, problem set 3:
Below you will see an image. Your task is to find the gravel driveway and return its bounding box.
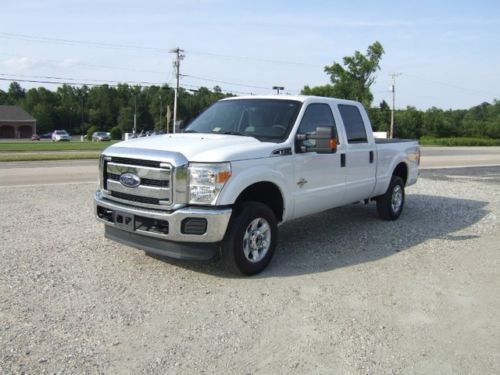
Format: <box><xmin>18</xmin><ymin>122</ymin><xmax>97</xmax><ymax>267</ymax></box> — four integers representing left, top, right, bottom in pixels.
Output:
<box><xmin>1</xmin><ymin>167</ymin><xmax>499</xmax><ymax>374</ymax></box>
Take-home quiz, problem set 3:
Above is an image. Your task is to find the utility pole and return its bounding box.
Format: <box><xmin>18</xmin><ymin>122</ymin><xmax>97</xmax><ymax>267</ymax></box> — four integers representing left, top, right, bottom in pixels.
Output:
<box><xmin>159</xmin><ymin>94</ymin><xmax>162</xmax><ymax>133</ymax></box>
<box><xmin>170</xmin><ymin>47</ymin><xmax>185</xmax><ymax>134</ymax></box>
<box><xmin>272</xmin><ymin>86</ymin><xmax>284</xmax><ymax>95</ymax></box>
<box><xmin>389</xmin><ymin>73</ymin><xmax>401</xmax><ymax>139</ymax></box>
<box><xmin>133</xmin><ymin>95</ymin><xmax>137</xmax><ymax>135</ymax></box>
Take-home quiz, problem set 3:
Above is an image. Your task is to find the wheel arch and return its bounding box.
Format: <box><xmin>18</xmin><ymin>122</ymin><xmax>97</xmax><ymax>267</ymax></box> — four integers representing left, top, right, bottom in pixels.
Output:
<box><xmin>393</xmin><ymin>162</ymin><xmax>408</xmax><ymax>185</ymax></box>
<box><xmin>233</xmin><ymin>181</ymin><xmax>285</xmax><ymax>222</ymax></box>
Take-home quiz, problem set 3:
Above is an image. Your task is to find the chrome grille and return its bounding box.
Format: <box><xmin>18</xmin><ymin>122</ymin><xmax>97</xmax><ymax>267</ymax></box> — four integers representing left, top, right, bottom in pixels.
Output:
<box><xmin>103</xmin><ymin>158</ymin><xmax>172</xmax><ymax>209</ymax></box>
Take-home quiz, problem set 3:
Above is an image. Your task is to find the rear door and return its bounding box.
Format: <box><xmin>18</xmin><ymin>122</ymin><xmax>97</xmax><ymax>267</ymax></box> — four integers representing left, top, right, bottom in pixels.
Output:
<box><xmin>337</xmin><ymin>104</ymin><xmax>376</xmax><ymax>202</ymax></box>
<box><xmin>292</xmin><ymin>103</ymin><xmax>347</xmax><ymax>218</ymax></box>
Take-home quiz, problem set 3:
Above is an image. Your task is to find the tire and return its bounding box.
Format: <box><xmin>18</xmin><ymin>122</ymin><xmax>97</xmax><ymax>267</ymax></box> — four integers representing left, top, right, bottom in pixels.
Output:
<box><xmin>376</xmin><ymin>176</ymin><xmax>405</xmax><ymax>220</ymax></box>
<box><xmin>221</xmin><ymin>201</ymin><xmax>278</xmax><ymax>276</ymax></box>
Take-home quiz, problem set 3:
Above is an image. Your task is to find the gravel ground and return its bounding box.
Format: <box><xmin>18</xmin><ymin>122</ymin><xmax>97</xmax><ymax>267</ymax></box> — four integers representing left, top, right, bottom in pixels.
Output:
<box><xmin>1</xmin><ymin>167</ymin><xmax>499</xmax><ymax>374</ymax></box>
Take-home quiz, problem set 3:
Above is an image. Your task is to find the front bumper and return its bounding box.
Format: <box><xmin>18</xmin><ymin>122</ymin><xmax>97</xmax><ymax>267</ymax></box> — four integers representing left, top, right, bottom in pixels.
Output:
<box><xmin>94</xmin><ymin>190</ymin><xmax>232</xmax><ymax>244</ymax></box>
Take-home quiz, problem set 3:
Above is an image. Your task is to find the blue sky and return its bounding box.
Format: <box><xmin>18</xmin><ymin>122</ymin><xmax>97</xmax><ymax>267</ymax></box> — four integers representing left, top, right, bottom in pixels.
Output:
<box><xmin>1</xmin><ymin>0</ymin><xmax>499</xmax><ymax>109</ymax></box>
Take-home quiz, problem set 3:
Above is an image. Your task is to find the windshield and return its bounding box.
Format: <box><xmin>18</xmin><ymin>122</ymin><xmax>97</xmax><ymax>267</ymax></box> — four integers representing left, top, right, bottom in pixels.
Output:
<box><xmin>55</xmin><ymin>130</ymin><xmax>68</xmax><ymax>135</ymax></box>
<box><xmin>185</xmin><ymin>99</ymin><xmax>302</xmax><ymax>142</ymax></box>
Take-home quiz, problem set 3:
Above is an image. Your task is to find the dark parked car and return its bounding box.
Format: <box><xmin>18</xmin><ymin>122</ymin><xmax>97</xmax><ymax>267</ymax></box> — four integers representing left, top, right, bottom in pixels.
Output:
<box><xmin>40</xmin><ymin>132</ymin><xmax>53</xmax><ymax>139</ymax></box>
<box><xmin>92</xmin><ymin>131</ymin><xmax>111</xmax><ymax>141</ymax></box>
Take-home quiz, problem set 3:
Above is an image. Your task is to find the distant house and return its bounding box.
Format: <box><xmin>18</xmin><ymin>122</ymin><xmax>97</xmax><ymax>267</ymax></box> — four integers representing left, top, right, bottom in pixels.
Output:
<box><xmin>0</xmin><ymin>105</ymin><xmax>37</xmax><ymax>139</ymax></box>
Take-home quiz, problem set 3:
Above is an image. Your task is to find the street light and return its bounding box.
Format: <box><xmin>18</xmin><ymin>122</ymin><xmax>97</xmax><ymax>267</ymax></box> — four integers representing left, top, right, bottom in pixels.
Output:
<box><xmin>272</xmin><ymin>86</ymin><xmax>285</xmax><ymax>95</ymax></box>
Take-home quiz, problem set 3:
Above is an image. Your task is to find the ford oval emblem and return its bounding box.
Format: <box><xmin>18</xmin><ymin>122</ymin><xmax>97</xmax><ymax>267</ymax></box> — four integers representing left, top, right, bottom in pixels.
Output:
<box><xmin>119</xmin><ymin>173</ymin><xmax>141</xmax><ymax>188</ymax></box>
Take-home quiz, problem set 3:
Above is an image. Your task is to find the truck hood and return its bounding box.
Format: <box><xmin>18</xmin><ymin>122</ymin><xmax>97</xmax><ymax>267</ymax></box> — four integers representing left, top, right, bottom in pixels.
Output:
<box><xmin>107</xmin><ymin>133</ymin><xmax>282</xmax><ymax>162</ymax></box>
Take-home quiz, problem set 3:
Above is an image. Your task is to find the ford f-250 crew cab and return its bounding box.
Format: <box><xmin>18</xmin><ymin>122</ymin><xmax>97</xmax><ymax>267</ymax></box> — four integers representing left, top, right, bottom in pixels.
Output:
<box><xmin>94</xmin><ymin>96</ymin><xmax>419</xmax><ymax>275</ymax></box>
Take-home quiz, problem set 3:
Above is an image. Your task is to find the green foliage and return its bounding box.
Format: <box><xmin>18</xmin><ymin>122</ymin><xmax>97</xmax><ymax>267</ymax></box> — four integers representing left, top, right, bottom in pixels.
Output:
<box><xmin>386</xmin><ymin>100</ymin><xmax>500</xmax><ymax>141</ymax></box>
<box><xmin>302</xmin><ymin>41</ymin><xmax>385</xmax><ymax>107</ymax></box>
<box><xmin>1</xmin><ymin>81</ymin><xmax>498</xmax><ymax>143</ymax></box>
<box><xmin>0</xmin><ymin>82</ymin><xmax>232</xmax><ymax>136</ymax></box>
<box><xmin>86</xmin><ymin>125</ymin><xmax>98</xmax><ymax>141</ymax></box>
<box><xmin>110</xmin><ymin>126</ymin><xmax>122</xmax><ymax>140</ymax></box>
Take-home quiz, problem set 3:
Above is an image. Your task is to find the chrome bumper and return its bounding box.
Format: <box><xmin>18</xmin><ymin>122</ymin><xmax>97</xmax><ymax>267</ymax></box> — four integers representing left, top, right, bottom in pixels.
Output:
<box><xmin>94</xmin><ymin>191</ymin><xmax>232</xmax><ymax>243</ymax></box>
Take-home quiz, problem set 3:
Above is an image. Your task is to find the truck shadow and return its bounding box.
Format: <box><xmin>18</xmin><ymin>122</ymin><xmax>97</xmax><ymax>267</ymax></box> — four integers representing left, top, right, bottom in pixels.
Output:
<box><xmin>152</xmin><ymin>194</ymin><xmax>489</xmax><ymax>278</ymax></box>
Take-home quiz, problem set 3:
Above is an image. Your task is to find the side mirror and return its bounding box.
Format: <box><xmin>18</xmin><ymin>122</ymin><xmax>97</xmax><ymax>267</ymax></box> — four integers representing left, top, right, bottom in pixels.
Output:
<box><xmin>297</xmin><ymin>126</ymin><xmax>337</xmax><ymax>154</ymax></box>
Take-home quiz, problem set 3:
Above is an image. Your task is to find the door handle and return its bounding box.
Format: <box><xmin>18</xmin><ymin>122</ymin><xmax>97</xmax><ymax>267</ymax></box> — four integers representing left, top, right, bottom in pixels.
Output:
<box><xmin>369</xmin><ymin>150</ymin><xmax>374</xmax><ymax>163</ymax></box>
<box><xmin>341</xmin><ymin>153</ymin><xmax>346</xmax><ymax>167</ymax></box>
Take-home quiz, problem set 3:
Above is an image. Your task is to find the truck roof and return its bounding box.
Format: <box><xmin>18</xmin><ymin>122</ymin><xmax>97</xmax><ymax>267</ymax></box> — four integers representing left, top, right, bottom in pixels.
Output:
<box><xmin>221</xmin><ymin>94</ymin><xmax>362</xmax><ymax>106</ymax></box>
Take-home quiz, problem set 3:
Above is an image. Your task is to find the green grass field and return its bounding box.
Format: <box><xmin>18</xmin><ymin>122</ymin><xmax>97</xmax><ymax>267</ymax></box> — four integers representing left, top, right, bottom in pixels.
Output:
<box><xmin>0</xmin><ymin>140</ymin><xmax>118</xmax><ymax>152</ymax></box>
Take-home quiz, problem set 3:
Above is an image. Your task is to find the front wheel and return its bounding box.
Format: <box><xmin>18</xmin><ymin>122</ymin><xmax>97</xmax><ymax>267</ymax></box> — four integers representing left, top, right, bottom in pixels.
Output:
<box><xmin>221</xmin><ymin>201</ymin><xmax>278</xmax><ymax>276</ymax></box>
<box><xmin>376</xmin><ymin>176</ymin><xmax>405</xmax><ymax>220</ymax></box>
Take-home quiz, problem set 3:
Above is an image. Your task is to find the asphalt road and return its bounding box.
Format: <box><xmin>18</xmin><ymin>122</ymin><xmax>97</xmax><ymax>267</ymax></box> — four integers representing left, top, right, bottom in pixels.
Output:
<box><xmin>420</xmin><ymin>146</ymin><xmax>500</xmax><ymax>169</ymax></box>
<box><xmin>0</xmin><ymin>147</ymin><xmax>499</xmax><ymax>187</ymax></box>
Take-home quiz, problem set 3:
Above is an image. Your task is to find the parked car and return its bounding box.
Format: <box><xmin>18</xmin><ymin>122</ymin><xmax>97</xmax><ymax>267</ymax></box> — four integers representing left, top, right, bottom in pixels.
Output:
<box><xmin>92</xmin><ymin>131</ymin><xmax>111</xmax><ymax>142</ymax></box>
<box><xmin>40</xmin><ymin>132</ymin><xmax>53</xmax><ymax>139</ymax></box>
<box><xmin>52</xmin><ymin>130</ymin><xmax>71</xmax><ymax>142</ymax></box>
<box><xmin>31</xmin><ymin>134</ymin><xmax>41</xmax><ymax>141</ymax></box>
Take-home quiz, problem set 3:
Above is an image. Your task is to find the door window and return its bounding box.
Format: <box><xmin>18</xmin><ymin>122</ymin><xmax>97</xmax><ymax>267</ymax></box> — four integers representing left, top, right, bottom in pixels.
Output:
<box><xmin>297</xmin><ymin>103</ymin><xmax>337</xmax><ymax>148</ymax></box>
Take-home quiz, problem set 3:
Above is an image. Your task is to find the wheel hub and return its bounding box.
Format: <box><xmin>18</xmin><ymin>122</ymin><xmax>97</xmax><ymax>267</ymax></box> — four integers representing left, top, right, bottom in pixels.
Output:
<box><xmin>391</xmin><ymin>185</ymin><xmax>403</xmax><ymax>213</ymax></box>
<box><xmin>243</xmin><ymin>218</ymin><xmax>271</xmax><ymax>263</ymax></box>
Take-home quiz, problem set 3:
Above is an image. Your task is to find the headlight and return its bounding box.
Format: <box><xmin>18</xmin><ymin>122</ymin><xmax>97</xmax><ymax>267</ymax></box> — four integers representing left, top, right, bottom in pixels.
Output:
<box><xmin>188</xmin><ymin>162</ymin><xmax>231</xmax><ymax>205</ymax></box>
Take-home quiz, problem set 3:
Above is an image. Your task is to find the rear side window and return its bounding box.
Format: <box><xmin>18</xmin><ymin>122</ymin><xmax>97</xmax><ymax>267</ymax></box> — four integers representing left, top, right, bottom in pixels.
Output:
<box><xmin>338</xmin><ymin>104</ymin><xmax>367</xmax><ymax>143</ymax></box>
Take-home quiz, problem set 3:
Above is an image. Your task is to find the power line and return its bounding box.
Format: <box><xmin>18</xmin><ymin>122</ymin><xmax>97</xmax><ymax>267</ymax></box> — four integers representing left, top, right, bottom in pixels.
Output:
<box><xmin>187</xmin><ymin>49</ymin><xmax>322</xmax><ymax>68</ymax></box>
<box><xmin>0</xmin><ymin>73</ymin><xmax>166</xmax><ymax>86</ymax></box>
<box><xmin>181</xmin><ymin>74</ymin><xmax>270</xmax><ymax>90</ymax></box>
<box><xmin>402</xmin><ymin>73</ymin><xmax>498</xmax><ymax>98</ymax></box>
<box><xmin>0</xmin><ymin>52</ymin><xmax>168</xmax><ymax>76</ymax></box>
<box><xmin>0</xmin><ymin>32</ymin><xmax>166</xmax><ymax>52</ymax></box>
<box><xmin>0</xmin><ymin>74</ymin><xmax>257</xmax><ymax>95</ymax></box>
<box><xmin>0</xmin><ymin>31</ymin><xmax>322</xmax><ymax>68</ymax></box>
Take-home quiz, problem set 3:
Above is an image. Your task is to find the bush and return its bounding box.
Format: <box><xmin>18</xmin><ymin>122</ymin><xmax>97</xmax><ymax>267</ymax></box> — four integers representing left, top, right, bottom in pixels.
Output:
<box><xmin>110</xmin><ymin>126</ymin><xmax>122</xmax><ymax>140</ymax></box>
<box><xmin>86</xmin><ymin>126</ymin><xmax>98</xmax><ymax>141</ymax></box>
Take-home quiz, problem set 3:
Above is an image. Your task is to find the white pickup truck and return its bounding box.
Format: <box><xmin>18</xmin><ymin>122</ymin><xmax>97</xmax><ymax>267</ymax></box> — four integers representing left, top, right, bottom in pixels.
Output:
<box><xmin>94</xmin><ymin>96</ymin><xmax>419</xmax><ymax>275</ymax></box>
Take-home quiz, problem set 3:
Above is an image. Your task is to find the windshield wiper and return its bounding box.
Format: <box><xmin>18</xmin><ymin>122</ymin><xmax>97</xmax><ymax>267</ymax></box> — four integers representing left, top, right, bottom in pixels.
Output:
<box><xmin>213</xmin><ymin>130</ymin><xmax>259</xmax><ymax>139</ymax></box>
<box><xmin>183</xmin><ymin>129</ymin><xmax>199</xmax><ymax>133</ymax></box>
<box><xmin>215</xmin><ymin>130</ymin><xmax>245</xmax><ymax>136</ymax></box>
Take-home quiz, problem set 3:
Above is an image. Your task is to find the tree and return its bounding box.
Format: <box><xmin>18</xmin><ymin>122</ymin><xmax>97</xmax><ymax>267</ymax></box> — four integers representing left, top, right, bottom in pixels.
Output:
<box><xmin>7</xmin><ymin>82</ymin><xmax>26</xmax><ymax>104</ymax></box>
<box><xmin>395</xmin><ymin>106</ymin><xmax>423</xmax><ymax>139</ymax></box>
<box><xmin>302</xmin><ymin>41</ymin><xmax>385</xmax><ymax>107</ymax></box>
<box><xmin>0</xmin><ymin>89</ymin><xmax>7</xmax><ymax>104</ymax></box>
<box><xmin>117</xmin><ymin>106</ymin><xmax>134</xmax><ymax>132</ymax></box>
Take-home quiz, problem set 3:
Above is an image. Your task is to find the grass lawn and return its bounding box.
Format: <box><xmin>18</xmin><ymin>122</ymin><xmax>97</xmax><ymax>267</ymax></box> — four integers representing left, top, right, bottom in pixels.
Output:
<box><xmin>0</xmin><ymin>140</ymin><xmax>118</xmax><ymax>152</ymax></box>
<box><xmin>0</xmin><ymin>152</ymin><xmax>102</xmax><ymax>162</ymax></box>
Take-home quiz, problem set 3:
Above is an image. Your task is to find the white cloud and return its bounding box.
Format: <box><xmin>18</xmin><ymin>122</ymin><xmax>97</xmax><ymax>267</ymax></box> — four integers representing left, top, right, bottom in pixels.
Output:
<box><xmin>3</xmin><ymin>56</ymin><xmax>38</xmax><ymax>71</ymax></box>
<box><xmin>59</xmin><ymin>58</ymin><xmax>81</xmax><ymax>68</ymax></box>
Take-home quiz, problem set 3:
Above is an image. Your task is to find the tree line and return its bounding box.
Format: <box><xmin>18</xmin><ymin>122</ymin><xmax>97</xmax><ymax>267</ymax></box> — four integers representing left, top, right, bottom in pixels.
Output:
<box><xmin>1</xmin><ymin>40</ymin><xmax>498</xmax><ymax>140</ymax></box>
<box><xmin>0</xmin><ymin>82</ymin><xmax>231</xmax><ymax>136</ymax></box>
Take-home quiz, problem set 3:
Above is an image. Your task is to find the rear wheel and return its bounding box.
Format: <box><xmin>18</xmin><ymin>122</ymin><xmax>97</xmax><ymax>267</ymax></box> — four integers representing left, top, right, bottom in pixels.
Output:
<box><xmin>221</xmin><ymin>201</ymin><xmax>278</xmax><ymax>276</ymax></box>
<box><xmin>376</xmin><ymin>176</ymin><xmax>405</xmax><ymax>220</ymax></box>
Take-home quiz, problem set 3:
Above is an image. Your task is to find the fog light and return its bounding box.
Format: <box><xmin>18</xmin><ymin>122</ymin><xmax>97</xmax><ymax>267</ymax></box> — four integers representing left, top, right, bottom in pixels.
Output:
<box><xmin>181</xmin><ymin>218</ymin><xmax>207</xmax><ymax>235</ymax></box>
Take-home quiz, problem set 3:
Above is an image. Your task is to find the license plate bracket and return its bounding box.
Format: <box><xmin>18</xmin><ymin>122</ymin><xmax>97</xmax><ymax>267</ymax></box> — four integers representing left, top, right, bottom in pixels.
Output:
<box><xmin>114</xmin><ymin>211</ymin><xmax>135</xmax><ymax>232</ymax></box>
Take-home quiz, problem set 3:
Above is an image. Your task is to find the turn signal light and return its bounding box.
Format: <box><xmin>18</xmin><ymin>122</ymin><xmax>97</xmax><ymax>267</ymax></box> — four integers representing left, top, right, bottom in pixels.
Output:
<box><xmin>217</xmin><ymin>170</ymin><xmax>232</xmax><ymax>183</ymax></box>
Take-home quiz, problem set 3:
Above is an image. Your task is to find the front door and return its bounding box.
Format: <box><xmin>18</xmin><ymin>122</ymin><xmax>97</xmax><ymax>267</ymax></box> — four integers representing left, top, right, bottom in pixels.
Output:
<box><xmin>292</xmin><ymin>103</ymin><xmax>346</xmax><ymax>219</ymax></box>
